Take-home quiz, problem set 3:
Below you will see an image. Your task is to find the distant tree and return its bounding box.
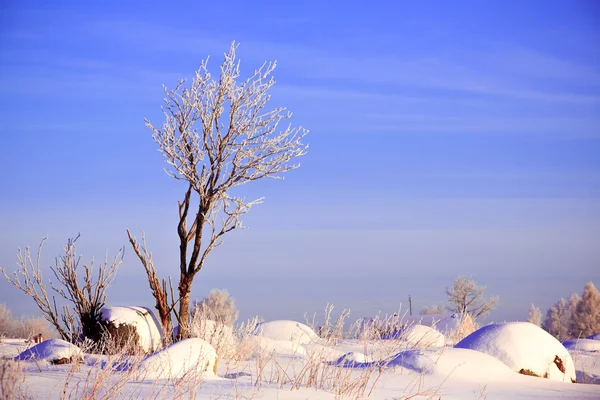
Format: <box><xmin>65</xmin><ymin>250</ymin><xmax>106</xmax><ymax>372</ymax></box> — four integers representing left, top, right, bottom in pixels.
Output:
<box><xmin>569</xmin><ymin>282</ymin><xmax>600</xmax><ymax>338</ymax></box>
<box><xmin>0</xmin><ymin>304</ymin><xmax>14</xmax><ymax>338</ymax></box>
<box><xmin>542</xmin><ymin>298</ymin><xmax>569</xmax><ymax>340</ymax></box>
<box><xmin>527</xmin><ymin>304</ymin><xmax>542</xmax><ymax>327</ymax></box>
<box><xmin>446</xmin><ymin>276</ymin><xmax>499</xmax><ymax>320</ymax></box>
<box><xmin>566</xmin><ymin>292</ymin><xmax>581</xmax><ymax>338</ymax></box>
<box><xmin>0</xmin><ymin>236</ymin><xmax>123</xmax><ymax>343</ymax></box>
<box><xmin>191</xmin><ymin>289</ymin><xmax>239</xmax><ymax>327</ymax></box>
<box><xmin>420</xmin><ymin>304</ymin><xmax>446</xmax><ymax>315</ymax></box>
<box><xmin>127</xmin><ymin>42</ymin><xmax>308</xmax><ymax>340</ymax></box>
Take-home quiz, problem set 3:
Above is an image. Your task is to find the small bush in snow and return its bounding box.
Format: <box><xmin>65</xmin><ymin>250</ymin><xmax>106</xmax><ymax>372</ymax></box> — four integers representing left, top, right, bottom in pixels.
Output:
<box><xmin>192</xmin><ymin>289</ymin><xmax>239</xmax><ymax>327</ymax></box>
<box><xmin>189</xmin><ymin>318</ymin><xmax>237</xmax><ymax>359</ymax></box>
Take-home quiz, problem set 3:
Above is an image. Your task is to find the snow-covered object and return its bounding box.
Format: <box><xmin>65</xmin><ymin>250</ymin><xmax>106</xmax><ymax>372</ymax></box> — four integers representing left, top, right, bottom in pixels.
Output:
<box><xmin>138</xmin><ymin>338</ymin><xmax>217</xmax><ymax>379</ymax></box>
<box><xmin>14</xmin><ymin>339</ymin><xmax>82</xmax><ymax>364</ymax></box>
<box><xmin>251</xmin><ymin>336</ymin><xmax>307</xmax><ymax>357</ymax></box>
<box><xmin>562</xmin><ymin>339</ymin><xmax>600</xmax><ymax>352</ymax></box>
<box><xmin>587</xmin><ymin>333</ymin><xmax>600</xmax><ymax>341</ymax></box>
<box><xmin>254</xmin><ymin>320</ymin><xmax>319</xmax><ymax>345</ymax></box>
<box><xmin>456</xmin><ymin>322</ymin><xmax>576</xmax><ymax>382</ymax></box>
<box><xmin>100</xmin><ymin>306</ymin><xmax>163</xmax><ymax>353</ymax></box>
<box><xmin>335</xmin><ymin>351</ymin><xmax>373</xmax><ymax>366</ymax></box>
<box><xmin>399</xmin><ymin>324</ymin><xmax>446</xmax><ymax>348</ymax></box>
<box><xmin>190</xmin><ymin>319</ymin><xmax>237</xmax><ymax>359</ymax></box>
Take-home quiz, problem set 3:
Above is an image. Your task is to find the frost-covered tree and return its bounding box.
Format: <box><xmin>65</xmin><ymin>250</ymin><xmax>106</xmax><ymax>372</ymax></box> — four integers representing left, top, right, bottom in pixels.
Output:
<box><xmin>446</xmin><ymin>276</ymin><xmax>499</xmax><ymax>320</ymax></box>
<box><xmin>128</xmin><ymin>42</ymin><xmax>308</xmax><ymax>340</ymax></box>
<box><xmin>1</xmin><ymin>236</ymin><xmax>122</xmax><ymax>343</ymax></box>
<box><xmin>569</xmin><ymin>282</ymin><xmax>600</xmax><ymax>338</ymax></box>
<box><xmin>420</xmin><ymin>304</ymin><xmax>446</xmax><ymax>315</ymax></box>
<box><xmin>528</xmin><ymin>304</ymin><xmax>542</xmax><ymax>327</ymax></box>
<box><xmin>543</xmin><ymin>298</ymin><xmax>569</xmax><ymax>340</ymax></box>
<box><xmin>191</xmin><ymin>289</ymin><xmax>239</xmax><ymax>327</ymax></box>
<box><xmin>566</xmin><ymin>292</ymin><xmax>581</xmax><ymax>338</ymax></box>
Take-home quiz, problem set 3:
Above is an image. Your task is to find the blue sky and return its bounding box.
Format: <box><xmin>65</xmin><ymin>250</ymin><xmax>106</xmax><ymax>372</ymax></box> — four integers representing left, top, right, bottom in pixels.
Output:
<box><xmin>0</xmin><ymin>1</ymin><xmax>599</xmax><ymax>325</ymax></box>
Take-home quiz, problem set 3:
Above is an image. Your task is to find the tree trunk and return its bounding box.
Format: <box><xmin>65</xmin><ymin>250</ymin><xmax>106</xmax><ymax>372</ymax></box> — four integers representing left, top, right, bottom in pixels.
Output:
<box><xmin>177</xmin><ymin>276</ymin><xmax>192</xmax><ymax>340</ymax></box>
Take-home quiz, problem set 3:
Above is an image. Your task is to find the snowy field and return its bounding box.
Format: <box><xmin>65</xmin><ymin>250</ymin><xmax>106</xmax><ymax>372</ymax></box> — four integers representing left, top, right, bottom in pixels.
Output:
<box><xmin>1</xmin><ymin>320</ymin><xmax>599</xmax><ymax>400</ymax></box>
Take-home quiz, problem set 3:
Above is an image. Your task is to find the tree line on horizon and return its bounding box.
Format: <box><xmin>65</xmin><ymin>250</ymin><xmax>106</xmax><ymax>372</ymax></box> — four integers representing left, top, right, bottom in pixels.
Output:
<box><xmin>528</xmin><ymin>281</ymin><xmax>600</xmax><ymax>340</ymax></box>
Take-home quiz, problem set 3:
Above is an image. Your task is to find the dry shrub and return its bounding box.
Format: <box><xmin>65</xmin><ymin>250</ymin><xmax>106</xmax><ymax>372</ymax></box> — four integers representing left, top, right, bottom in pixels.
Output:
<box><xmin>0</xmin><ymin>359</ymin><xmax>26</xmax><ymax>399</ymax></box>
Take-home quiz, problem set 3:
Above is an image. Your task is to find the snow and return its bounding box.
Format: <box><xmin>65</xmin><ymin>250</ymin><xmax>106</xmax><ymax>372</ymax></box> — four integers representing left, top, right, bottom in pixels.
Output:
<box><xmin>397</xmin><ymin>324</ymin><xmax>446</xmax><ymax>348</ymax></box>
<box><xmin>14</xmin><ymin>339</ymin><xmax>82</xmax><ymax>363</ymax></box>
<box><xmin>4</xmin><ymin>318</ymin><xmax>600</xmax><ymax>399</ymax></box>
<box><xmin>563</xmin><ymin>339</ymin><xmax>600</xmax><ymax>352</ymax></box>
<box><xmin>588</xmin><ymin>333</ymin><xmax>600</xmax><ymax>340</ymax></box>
<box><xmin>189</xmin><ymin>319</ymin><xmax>237</xmax><ymax>359</ymax></box>
<box><xmin>456</xmin><ymin>322</ymin><xmax>576</xmax><ymax>382</ymax></box>
<box><xmin>253</xmin><ymin>320</ymin><xmax>320</xmax><ymax>345</ymax></box>
<box><xmin>250</xmin><ymin>335</ymin><xmax>307</xmax><ymax>357</ymax></box>
<box><xmin>100</xmin><ymin>306</ymin><xmax>163</xmax><ymax>353</ymax></box>
<box><xmin>137</xmin><ymin>338</ymin><xmax>217</xmax><ymax>379</ymax></box>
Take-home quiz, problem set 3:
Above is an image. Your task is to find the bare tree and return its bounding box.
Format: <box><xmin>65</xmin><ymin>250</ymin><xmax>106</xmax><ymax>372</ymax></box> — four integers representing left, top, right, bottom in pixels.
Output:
<box><xmin>527</xmin><ymin>304</ymin><xmax>542</xmax><ymax>327</ymax></box>
<box><xmin>446</xmin><ymin>276</ymin><xmax>499</xmax><ymax>320</ymax></box>
<box><xmin>129</xmin><ymin>42</ymin><xmax>308</xmax><ymax>340</ymax></box>
<box><xmin>1</xmin><ymin>236</ymin><xmax>123</xmax><ymax>343</ymax></box>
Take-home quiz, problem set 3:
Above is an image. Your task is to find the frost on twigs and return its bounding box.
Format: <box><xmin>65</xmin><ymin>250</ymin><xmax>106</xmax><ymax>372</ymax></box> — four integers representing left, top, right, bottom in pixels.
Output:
<box><xmin>131</xmin><ymin>41</ymin><xmax>308</xmax><ymax>340</ymax></box>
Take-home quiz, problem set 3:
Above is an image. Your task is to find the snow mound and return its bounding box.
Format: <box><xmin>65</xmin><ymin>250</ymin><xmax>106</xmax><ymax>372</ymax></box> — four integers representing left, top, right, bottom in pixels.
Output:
<box><xmin>254</xmin><ymin>320</ymin><xmax>319</xmax><ymax>345</ymax></box>
<box><xmin>456</xmin><ymin>322</ymin><xmax>576</xmax><ymax>382</ymax></box>
<box><xmin>100</xmin><ymin>306</ymin><xmax>163</xmax><ymax>353</ymax></box>
<box><xmin>138</xmin><ymin>338</ymin><xmax>217</xmax><ymax>379</ymax></box>
<box><xmin>335</xmin><ymin>351</ymin><xmax>373</xmax><ymax>366</ymax></box>
<box><xmin>190</xmin><ymin>319</ymin><xmax>237</xmax><ymax>359</ymax></box>
<box><xmin>14</xmin><ymin>339</ymin><xmax>82</xmax><ymax>364</ymax></box>
<box><xmin>587</xmin><ymin>333</ymin><xmax>600</xmax><ymax>341</ymax></box>
<box><xmin>250</xmin><ymin>336</ymin><xmax>307</xmax><ymax>357</ymax></box>
<box><xmin>563</xmin><ymin>339</ymin><xmax>600</xmax><ymax>352</ymax></box>
<box><xmin>400</xmin><ymin>324</ymin><xmax>446</xmax><ymax>348</ymax></box>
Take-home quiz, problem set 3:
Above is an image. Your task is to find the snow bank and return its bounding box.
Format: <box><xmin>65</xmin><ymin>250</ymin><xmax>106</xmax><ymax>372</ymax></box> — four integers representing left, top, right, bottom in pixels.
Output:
<box><xmin>100</xmin><ymin>306</ymin><xmax>163</xmax><ymax>353</ymax></box>
<box><xmin>254</xmin><ymin>320</ymin><xmax>319</xmax><ymax>345</ymax></box>
<box><xmin>399</xmin><ymin>324</ymin><xmax>446</xmax><ymax>348</ymax></box>
<box><xmin>456</xmin><ymin>322</ymin><xmax>576</xmax><ymax>382</ymax></box>
<box><xmin>588</xmin><ymin>333</ymin><xmax>600</xmax><ymax>341</ymax></box>
<box><xmin>250</xmin><ymin>336</ymin><xmax>307</xmax><ymax>357</ymax></box>
<box><xmin>563</xmin><ymin>339</ymin><xmax>600</xmax><ymax>352</ymax></box>
<box><xmin>335</xmin><ymin>351</ymin><xmax>373</xmax><ymax>366</ymax></box>
<box><xmin>14</xmin><ymin>339</ymin><xmax>82</xmax><ymax>364</ymax></box>
<box><xmin>138</xmin><ymin>338</ymin><xmax>217</xmax><ymax>379</ymax></box>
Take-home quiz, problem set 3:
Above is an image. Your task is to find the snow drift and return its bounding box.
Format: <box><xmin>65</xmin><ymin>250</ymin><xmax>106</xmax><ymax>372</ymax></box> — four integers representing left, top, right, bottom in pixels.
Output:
<box><xmin>397</xmin><ymin>324</ymin><xmax>446</xmax><ymax>348</ymax></box>
<box><xmin>138</xmin><ymin>338</ymin><xmax>217</xmax><ymax>379</ymax></box>
<box><xmin>562</xmin><ymin>339</ymin><xmax>600</xmax><ymax>352</ymax></box>
<box><xmin>14</xmin><ymin>339</ymin><xmax>82</xmax><ymax>364</ymax></box>
<box><xmin>253</xmin><ymin>320</ymin><xmax>319</xmax><ymax>346</ymax></box>
<box><xmin>456</xmin><ymin>322</ymin><xmax>576</xmax><ymax>382</ymax></box>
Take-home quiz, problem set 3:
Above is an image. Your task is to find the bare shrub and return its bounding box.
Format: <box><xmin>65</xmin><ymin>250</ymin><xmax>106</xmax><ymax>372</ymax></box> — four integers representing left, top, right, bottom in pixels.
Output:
<box><xmin>192</xmin><ymin>289</ymin><xmax>238</xmax><ymax>327</ymax></box>
<box><xmin>0</xmin><ymin>359</ymin><xmax>26</xmax><ymax>400</ymax></box>
<box><xmin>189</xmin><ymin>317</ymin><xmax>237</xmax><ymax>359</ymax></box>
<box><xmin>0</xmin><ymin>235</ymin><xmax>123</xmax><ymax>344</ymax></box>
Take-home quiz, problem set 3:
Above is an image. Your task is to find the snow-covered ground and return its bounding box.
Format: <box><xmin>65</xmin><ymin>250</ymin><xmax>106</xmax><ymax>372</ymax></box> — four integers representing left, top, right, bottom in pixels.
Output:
<box><xmin>1</xmin><ymin>321</ymin><xmax>599</xmax><ymax>399</ymax></box>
